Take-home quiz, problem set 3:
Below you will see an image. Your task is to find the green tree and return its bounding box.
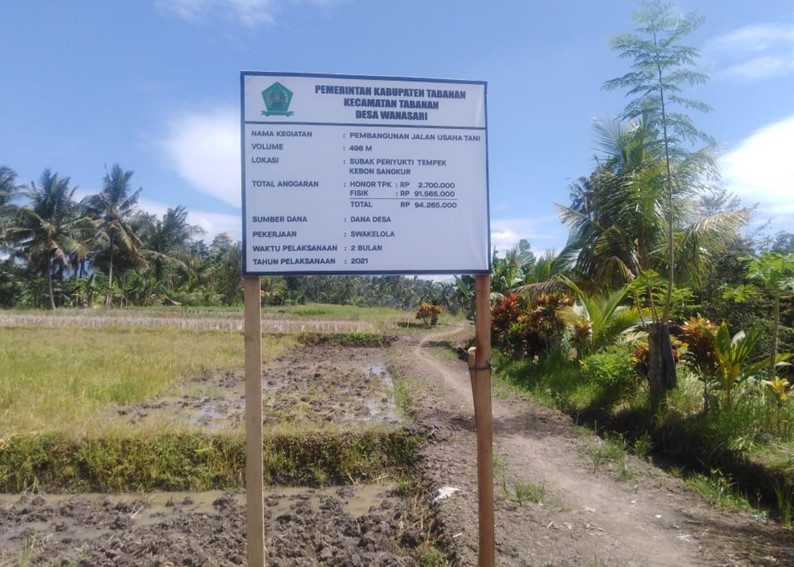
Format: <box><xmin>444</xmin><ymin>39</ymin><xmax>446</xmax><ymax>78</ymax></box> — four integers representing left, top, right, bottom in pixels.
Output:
<box><xmin>0</xmin><ymin>167</ymin><xmax>21</xmax><ymax>250</ymax></box>
<box><xmin>491</xmin><ymin>239</ymin><xmax>536</xmax><ymax>296</ymax></box>
<box><xmin>83</xmin><ymin>164</ymin><xmax>145</xmax><ymax>305</ymax></box>
<box><xmin>770</xmin><ymin>231</ymin><xmax>794</xmax><ymax>255</ymax></box>
<box><xmin>0</xmin><ymin>257</ymin><xmax>24</xmax><ymax>307</ymax></box>
<box><xmin>139</xmin><ymin>205</ymin><xmax>203</xmax><ymax>293</ymax></box>
<box><xmin>601</xmin><ymin>0</ymin><xmax>744</xmax><ymax>411</ymax></box>
<box><xmin>7</xmin><ymin>170</ymin><xmax>90</xmax><ymax>309</ymax></box>
<box><xmin>433</xmin><ymin>280</ymin><xmax>463</xmax><ymax>315</ymax></box>
<box><xmin>205</xmin><ymin>233</ymin><xmax>243</xmax><ymax>305</ymax></box>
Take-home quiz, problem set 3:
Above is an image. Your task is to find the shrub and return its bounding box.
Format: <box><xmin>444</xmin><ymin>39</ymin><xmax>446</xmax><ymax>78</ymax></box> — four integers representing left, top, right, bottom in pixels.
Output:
<box><xmin>701</xmin><ymin>322</ymin><xmax>769</xmax><ymax>410</ymax></box>
<box><xmin>491</xmin><ymin>292</ymin><xmax>571</xmax><ymax>360</ymax></box>
<box><xmin>491</xmin><ymin>293</ymin><xmax>524</xmax><ymax>347</ymax></box>
<box><xmin>415</xmin><ymin>302</ymin><xmax>441</xmax><ymax>326</ymax></box>
<box><xmin>581</xmin><ymin>346</ymin><xmax>640</xmax><ymax>407</ymax></box>
<box><xmin>677</xmin><ymin>317</ymin><xmax>719</xmax><ymax>375</ymax></box>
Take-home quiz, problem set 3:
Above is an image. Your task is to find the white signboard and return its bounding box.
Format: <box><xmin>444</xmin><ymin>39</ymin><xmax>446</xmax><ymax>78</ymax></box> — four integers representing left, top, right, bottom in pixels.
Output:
<box><xmin>241</xmin><ymin>72</ymin><xmax>490</xmax><ymax>275</ymax></box>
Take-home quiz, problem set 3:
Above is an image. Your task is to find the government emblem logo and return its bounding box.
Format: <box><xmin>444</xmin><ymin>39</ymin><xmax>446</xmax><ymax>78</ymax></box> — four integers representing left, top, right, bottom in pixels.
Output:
<box><xmin>261</xmin><ymin>82</ymin><xmax>294</xmax><ymax>117</ymax></box>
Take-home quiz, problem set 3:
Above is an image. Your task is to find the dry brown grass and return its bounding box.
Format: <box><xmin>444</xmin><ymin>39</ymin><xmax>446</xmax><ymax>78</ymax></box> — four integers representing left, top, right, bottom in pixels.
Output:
<box><xmin>0</xmin><ymin>311</ymin><xmax>377</xmax><ymax>333</ymax></box>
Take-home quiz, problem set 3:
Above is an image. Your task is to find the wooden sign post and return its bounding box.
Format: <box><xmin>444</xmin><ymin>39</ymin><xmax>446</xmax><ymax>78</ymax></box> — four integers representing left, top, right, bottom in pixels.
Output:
<box><xmin>467</xmin><ymin>274</ymin><xmax>494</xmax><ymax>567</ymax></box>
<box><xmin>244</xmin><ymin>276</ymin><xmax>266</xmax><ymax>567</ymax></box>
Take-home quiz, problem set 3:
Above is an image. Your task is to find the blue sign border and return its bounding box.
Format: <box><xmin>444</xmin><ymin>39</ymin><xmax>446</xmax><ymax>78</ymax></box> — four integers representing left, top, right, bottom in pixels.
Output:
<box><xmin>240</xmin><ymin>71</ymin><xmax>491</xmax><ymax>276</ymax></box>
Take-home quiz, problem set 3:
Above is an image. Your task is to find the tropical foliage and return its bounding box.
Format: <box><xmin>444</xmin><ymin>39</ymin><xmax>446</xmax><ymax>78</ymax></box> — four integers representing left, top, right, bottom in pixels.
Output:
<box><xmin>557</xmin><ymin>276</ymin><xmax>645</xmax><ymax>355</ymax></box>
<box><xmin>479</xmin><ymin>4</ymin><xmax>794</xmax><ymax>514</ymax></box>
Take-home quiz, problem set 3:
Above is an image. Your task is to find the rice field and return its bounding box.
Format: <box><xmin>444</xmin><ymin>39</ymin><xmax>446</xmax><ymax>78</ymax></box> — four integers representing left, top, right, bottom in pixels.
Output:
<box><xmin>0</xmin><ymin>311</ymin><xmax>376</xmax><ymax>334</ymax></box>
<box><xmin>0</xmin><ymin>303</ymin><xmax>432</xmax><ymax>334</ymax></box>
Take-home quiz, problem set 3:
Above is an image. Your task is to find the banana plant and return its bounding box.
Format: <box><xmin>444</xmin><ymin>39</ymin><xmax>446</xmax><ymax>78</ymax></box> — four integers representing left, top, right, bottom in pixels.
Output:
<box><xmin>761</xmin><ymin>377</ymin><xmax>792</xmax><ymax>435</ymax></box>
<box><xmin>701</xmin><ymin>321</ymin><xmax>791</xmax><ymax>410</ymax></box>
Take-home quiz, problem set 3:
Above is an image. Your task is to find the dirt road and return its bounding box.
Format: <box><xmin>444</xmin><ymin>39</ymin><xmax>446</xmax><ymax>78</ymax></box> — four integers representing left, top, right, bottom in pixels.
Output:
<box><xmin>399</xmin><ymin>325</ymin><xmax>794</xmax><ymax>566</ymax></box>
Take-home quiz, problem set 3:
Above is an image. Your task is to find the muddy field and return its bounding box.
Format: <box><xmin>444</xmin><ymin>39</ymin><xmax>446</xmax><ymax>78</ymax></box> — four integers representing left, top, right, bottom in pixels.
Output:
<box><xmin>3</xmin><ymin>326</ymin><xmax>794</xmax><ymax>566</ymax></box>
<box><xmin>0</xmin><ymin>486</ymin><xmax>424</xmax><ymax>566</ymax></box>
<box><xmin>0</xmin><ymin>340</ymin><xmax>428</xmax><ymax>566</ymax></box>
<box><xmin>114</xmin><ymin>343</ymin><xmax>402</xmax><ymax>431</ymax></box>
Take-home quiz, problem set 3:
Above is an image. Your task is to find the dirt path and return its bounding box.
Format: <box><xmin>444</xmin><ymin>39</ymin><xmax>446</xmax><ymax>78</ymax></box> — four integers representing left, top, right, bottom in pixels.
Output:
<box><xmin>400</xmin><ymin>325</ymin><xmax>794</xmax><ymax>566</ymax></box>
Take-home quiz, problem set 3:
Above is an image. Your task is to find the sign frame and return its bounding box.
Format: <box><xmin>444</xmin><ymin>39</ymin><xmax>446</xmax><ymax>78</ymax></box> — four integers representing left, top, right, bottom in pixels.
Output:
<box><xmin>240</xmin><ymin>71</ymin><xmax>491</xmax><ymax>276</ymax></box>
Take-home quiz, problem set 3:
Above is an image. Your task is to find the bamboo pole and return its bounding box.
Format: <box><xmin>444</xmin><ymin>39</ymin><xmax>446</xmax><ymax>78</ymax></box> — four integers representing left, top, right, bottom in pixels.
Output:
<box><xmin>244</xmin><ymin>276</ymin><xmax>266</xmax><ymax>567</ymax></box>
<box><xmin>467</xmin><ymin>273</ymin><xmax>494</xmax><ymax>567</ymax></box>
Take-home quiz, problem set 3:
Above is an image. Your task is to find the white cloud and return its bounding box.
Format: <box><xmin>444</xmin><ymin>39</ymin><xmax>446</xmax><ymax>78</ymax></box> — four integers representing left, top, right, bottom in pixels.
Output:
<box><xmin>186</xmin><ymin>209</ymin><xmax>242</xmax><ymax>242</ymax></box>
<box><xmin>704</xmin><ymin>23</ymin><xmax>794</xmax><ymax>82</ymax></box>
<box><xmin>490</xmin><ymin>216</ymin><xmax>566</xmax><ymax>255</ymax></box>
<box><xmin>157</xmin><ymin>0</ymin><xmax>276</xmax><ymax>26</ymax></box>
<box><xmin>158</xmin><ymin>105</ymin><xmax>241</xmax><ymax>208</ymax></box>
<box><xmin>708</xmin><ymin>24</ymin><xmax>794</xmax><ymax>53</ymax></box>
<box><xmin>721</xmin><ymin>115</ymin><xmax>794</xmax><ymax>225</ymax></box>
<box><xmin>156</xmin><ymin>0</ymin><xmax>342</xmax><ymax>27</ymax></box>
<box><xmin>721</xmin><ymin>56</ymin><xmax>794</xmax><ymax>82</ymax></box>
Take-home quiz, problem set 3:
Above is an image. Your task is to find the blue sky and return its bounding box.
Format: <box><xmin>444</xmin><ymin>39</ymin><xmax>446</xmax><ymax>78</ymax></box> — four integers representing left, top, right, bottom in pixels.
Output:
<box><xmin>3</xmin><ymin>0</ymin><xmax>794</xmax><ymax>254</ymax></box>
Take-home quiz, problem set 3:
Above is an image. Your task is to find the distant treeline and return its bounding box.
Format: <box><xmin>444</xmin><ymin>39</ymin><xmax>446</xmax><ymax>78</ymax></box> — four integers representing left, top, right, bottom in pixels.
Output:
<box><xmin>0</xmin><ymin>164</ymin><xmax>465</xmax><ymax>311</ymax></box>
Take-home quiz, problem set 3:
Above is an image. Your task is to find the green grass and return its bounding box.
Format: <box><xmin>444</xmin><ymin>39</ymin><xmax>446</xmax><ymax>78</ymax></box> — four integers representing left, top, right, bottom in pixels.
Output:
<box><xmin>494</xmin><ymin>350</ymin><xmax>584</xmax><ymax>410</ymax></box>
<box><xmin>491</xmin><ymin>451</ymin><xmax>546</xmax><ymax>505</ymax></box>
<box><xmin>632</xmin><ymin>431</ymin><xmax>653</xmax><ymax>458</ymax></box>
<box><xmin>587</xmin><ymin>435</ymin><xmax>627</xmax><ymax>474</ymax></box>
<box><xmin>296</xmin><ymin>330</ymin><xmax>395</xmax><ymax>347</ymax></box>
<box><xmin>392</xmin><ymin>374</ymin><xmax>421</xmax><ymax>418</ymax></box>
<box><xmin>0</xmin><ymin>326</ymin><xmax>294</xmax><ymax>435</ymax></box>
<box><xmin>513</xmin><ymin>480</ymin><xmax>546</xmax><ymax>505</ymax></box>
<box><xmin>0</xmin><ymin>426</ymin><xmax>418</xmax><ymax>492</ymax></box>
<box><xmin>15</xmin><ymin>537</ymin><xmax>35</xmax><ymax>567</ymax></box>
<box><xmin>417</xmin><ymin>543</ymin><xmax>449</xmax><ymax>566</ymax></box>
<box><xmin>774</xmin><ymin>481</ymin><xmax>793</xmax><ymax>524</ymax></box>
<box><xmin>494</xmin><ymin>346</ymin><xmax>646</xmax><ymax>416</ymax></box>
<box><xmin>684</xmin><ymin>470</ymin><xmax>755</xmax><ymax>512</ymax></box>
<box><xmin>0</xmin><ymin>320</ymin><xmax>424</xmax><ymax>493</ymax></box>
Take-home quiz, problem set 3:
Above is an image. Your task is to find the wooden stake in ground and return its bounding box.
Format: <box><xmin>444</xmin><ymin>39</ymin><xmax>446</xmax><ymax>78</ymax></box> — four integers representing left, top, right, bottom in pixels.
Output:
<box><xmin>244</xmin><ymin>276</ymin><xmax>266</xmax><ymax>567</ymax></box>
<box><xmin>467</xmin><ymin>274</ymin><xmax>494</xmax><ymax>567</ymax></box>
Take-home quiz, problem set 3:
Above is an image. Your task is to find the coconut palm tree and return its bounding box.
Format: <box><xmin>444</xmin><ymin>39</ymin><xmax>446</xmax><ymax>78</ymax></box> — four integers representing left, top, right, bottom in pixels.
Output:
<box><xmin>205</xmin><ymin>235</ymin><xmax>243</xmax><ymax>305</ymax></box>
<box><xmin>559</xmin><ymin>118</ymin><xmax>746</xmax><ymax>410</ymax></box>
<box><xmin>560</xmin><ymin>118</ymin><xmax>746</xmax><ymax>297</ymax></box>
<box><xmin>83</xmin><ymin>164</ymin><xmax>145</xmax><ymax>305</ymax></box>
<box><xmin>7</xmin><ymin>169</ymin><xmax>91</xmax><ymax>309</ymax></box>
<box><xmin>139</xmin><ymin>206</ymin><xmax>203</xmax><ymax>290</ymax></box>
<box><xmin>559</xmin><ymin>118</ymin><xmax>666</xmax><ymax>292</ymax></box>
